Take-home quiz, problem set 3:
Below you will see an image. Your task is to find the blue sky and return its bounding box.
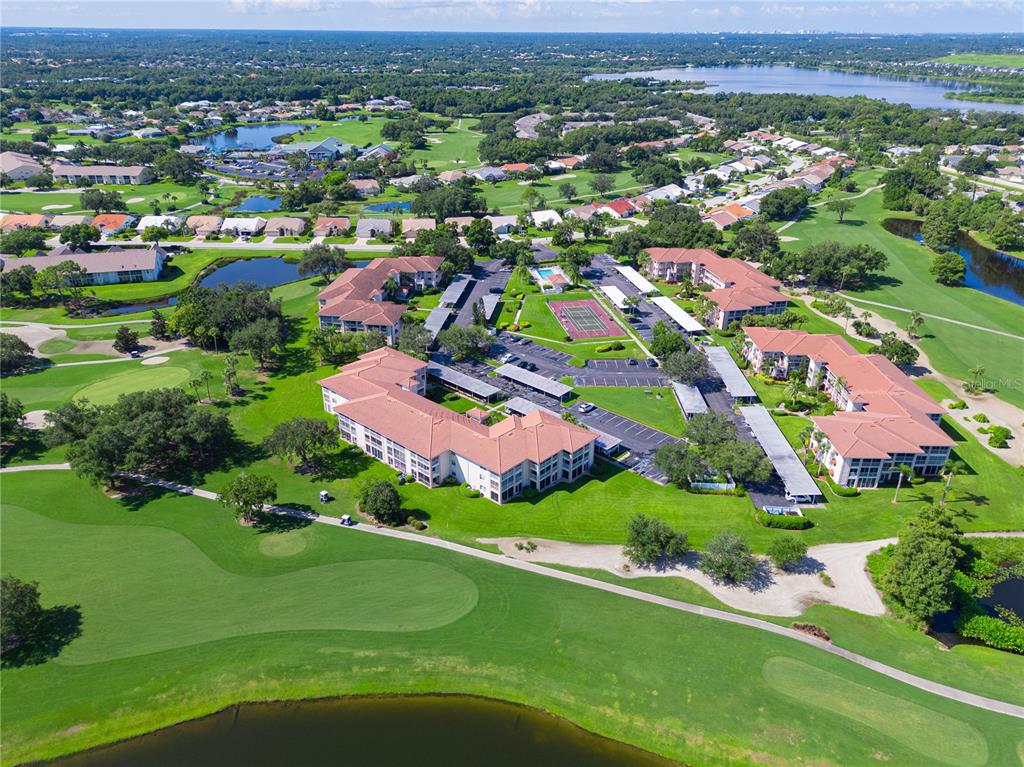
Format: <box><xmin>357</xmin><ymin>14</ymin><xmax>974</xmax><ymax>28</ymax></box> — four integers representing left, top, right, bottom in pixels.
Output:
<box><xmin>4</xmin><ymin>0</ymin><xmax>1024</xmax><ymax>34</ymax></box>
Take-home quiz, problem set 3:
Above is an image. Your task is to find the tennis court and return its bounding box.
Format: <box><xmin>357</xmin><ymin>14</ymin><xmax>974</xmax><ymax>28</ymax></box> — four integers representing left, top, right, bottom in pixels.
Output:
<box><xmin>549</xmin><ymin>299</ymin><xmax>624</xmax><ymax>339</ymax></box>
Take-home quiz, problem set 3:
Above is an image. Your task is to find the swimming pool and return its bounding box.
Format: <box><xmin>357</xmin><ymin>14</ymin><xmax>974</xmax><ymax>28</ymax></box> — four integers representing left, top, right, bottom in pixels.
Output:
<box><xmin>537</xmin><ymin>268</ymin><xmax>556</xmax><ymax>279</ymax></box>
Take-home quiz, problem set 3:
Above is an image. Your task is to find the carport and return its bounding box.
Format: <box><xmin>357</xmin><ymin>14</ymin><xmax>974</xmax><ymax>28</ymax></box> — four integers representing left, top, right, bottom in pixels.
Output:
<box><xmin>495</xmin><ymin>364</ymin><xmax>574</xmax><ymax>401</ymax></box>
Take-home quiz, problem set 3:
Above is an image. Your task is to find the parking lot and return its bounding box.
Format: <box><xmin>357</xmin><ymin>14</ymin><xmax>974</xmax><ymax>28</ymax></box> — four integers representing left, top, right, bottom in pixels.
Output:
<box><xmin>575</xmin><ymin>406</ymin><xmax>678</xmax><ymax>454</ymax></box>
<box><xmin>454</xmin><ymin>261</ymin><xmax>510</xmax><ymax>328</ymax></box>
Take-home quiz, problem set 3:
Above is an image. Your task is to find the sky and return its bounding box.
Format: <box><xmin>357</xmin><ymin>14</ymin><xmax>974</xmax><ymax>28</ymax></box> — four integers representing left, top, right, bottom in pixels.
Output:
<box><xmin>3</xmin><ymin>0</ymin><xmax>1024</xmax><ymax>34</ymax></box>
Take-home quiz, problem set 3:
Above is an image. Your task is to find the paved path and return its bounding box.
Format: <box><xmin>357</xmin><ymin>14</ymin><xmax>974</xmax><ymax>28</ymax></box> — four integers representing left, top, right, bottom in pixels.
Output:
<box><xmin>4</xmin><ymin>463</ymin><xmax>1022</xmax><ymax>719</ymax></box>
<box><xmin>0</xmin><ymin>319</ymin><xmax>152</xmax><ymax>329</ymax></box>
<box><xmin>837</xmin><ymin>294</ymin><xmax>1024</xmax><ymax>341</ymax></box>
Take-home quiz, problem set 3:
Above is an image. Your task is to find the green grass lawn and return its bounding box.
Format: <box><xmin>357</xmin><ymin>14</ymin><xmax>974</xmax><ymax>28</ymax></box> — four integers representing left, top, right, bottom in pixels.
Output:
<box><xmin>574</xmin><ymin>386</ymin><xmax>685</xmax><ymax>437</ymax></box>
<box><xmin>780</xmin><ymin>188</ymin><xmax>1024</xmax><ymax>408</ymax></box>
<box><xmin>933</xmin><ymin>53</ymin><xmax>1024</xmax><ymax>67</ymax></box>
<box><xmin>479</xmin><ymin>168</ymin><xmax>645</xmax><ymax>212</ymax></box>
<box><xmin>0</xmin><ymin>181</ymin><xmax>209</xmax><ymax>215</ymax></box>
<box><xmin>408</xmin><ymin>119</ymin><xmax>483</xmax><ymax>172</ymax></box>
<box><xmin>5</xmin><ymin>472</ymin><xmax>1023</xmax><ymax>767</ymax></box>
<box><xmin>294</xmin><ymin>118</ymin><xmax>386</xmax><ymax>148</ymax></box>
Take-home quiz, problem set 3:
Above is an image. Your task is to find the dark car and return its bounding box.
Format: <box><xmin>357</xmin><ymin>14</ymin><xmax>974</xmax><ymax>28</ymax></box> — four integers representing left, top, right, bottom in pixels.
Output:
<box><xmin>646</xmin><ymin>358</ymin><xmax>659</xmax><ymax>368</ymax></box>
<box><xmin>489</xmin><ymin>286</ymin><xmax>505</xmax><ymax>294</ymax></box>
<box><xmin>627</xmin><ymin>358</ymin><xmax>638</xmax><ymax>366</ymax></box>
<box><xmin>517</xmin><ymin>360</ymin><xmax>530</xmax><ymax>369</ymax></box>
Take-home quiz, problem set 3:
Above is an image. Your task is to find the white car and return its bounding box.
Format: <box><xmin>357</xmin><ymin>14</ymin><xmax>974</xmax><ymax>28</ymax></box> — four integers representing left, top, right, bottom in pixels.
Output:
<box><xmin>578</xmin><ymin>402</ymin><xmax>595</xmax><ymax>413</ymax></box>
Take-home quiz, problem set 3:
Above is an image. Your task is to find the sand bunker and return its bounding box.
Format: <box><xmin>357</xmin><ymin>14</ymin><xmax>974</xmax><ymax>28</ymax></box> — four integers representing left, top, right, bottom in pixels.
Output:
<box><xmin>41</xmin><ymin>204</ymin><xmax>72</xmax><ymax>210</ymax></box>
<box><xmin>125</xmin><ymin>197</ymin><xmax>145</xmax><ymax>203</ymax></box>
<box><xmin>22</xmin><ymin>410</ymin><xmax>51</xmax><ymax>430</ymax></box>
<box><xmin>140</xmin><ymin>355</ymin><xmax>170</xmax><ymax>365</ymax></box>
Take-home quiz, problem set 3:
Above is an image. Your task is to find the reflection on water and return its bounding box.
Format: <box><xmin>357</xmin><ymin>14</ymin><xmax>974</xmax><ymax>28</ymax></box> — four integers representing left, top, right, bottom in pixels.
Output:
<box><xmin>46</xmin><ymin>696</ymin><xmax>681</xmax><ymax>767</ymax></box>
<box><xmin>882</xmin><ymin>218</ymin><xmax>1024</xmax><ymax>306</ymax></box>
<box><xmin>194</xmin><ymin>123</ymin><xmax>310</xmax><ymax>151</ymax></box>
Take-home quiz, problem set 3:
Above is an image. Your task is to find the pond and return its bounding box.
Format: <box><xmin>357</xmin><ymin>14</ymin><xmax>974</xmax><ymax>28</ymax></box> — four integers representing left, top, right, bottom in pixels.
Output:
<box><xmin>233</xmin><ymin>195</ymin><xmax>281</xmax><ymax>213</ymax></box>
<box><xmin>881</xmin><ymin>218</ymin><xmax>1024</xmax><ymax>306</ymax></box>
<box><xmin>586</xmin><ymin>66</ymin><xmax>1024</xmax><ymax>114</ymax></box>
<box><xmin>46</xmin><ymin>695</ymin><xmax>679</xmax><ymax>767</ymax></box>
<box><xmin>100</xmin><ymin>258</ymin><xmax>302</xmax><ymax>315</ymax></box>
<box><xmin>980</xmin><ymin>576</ymin><xmax>1024</xmax><ymax>621</ymax></box>
<box><xmin>193</xmin><ymin>123</ymin><xmax>311</xmax><ymax>151</ymax></box>
<box><xmin>198</xmin><ymin>257</ymin><xmax>300</xmax><ymax>289</ymax></box>
<box><xmin>364</xmin><ymin>201</ymin><xmax>412</xmax><ymax>213</ymax></box>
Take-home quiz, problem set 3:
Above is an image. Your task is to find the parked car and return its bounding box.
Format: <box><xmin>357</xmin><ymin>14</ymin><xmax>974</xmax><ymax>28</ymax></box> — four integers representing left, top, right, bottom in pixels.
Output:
<box><xmin>489</xmin><ymin>286</ymin><xmax>505</xmax><ymax>294</ymax></box>
<box><xmin>627</xmin><ymin>358</ymin><xmax>638</xmax><ymax>366</ymax></box>
<box><xmin>501</xmin><ymin>353</ymin><xmax>519</xmax><ymax>364</ymax></box>
<box><xmin>645</xmin><ymin>358</ymin><xmax>659</xmax><ymax>368</ymax></box>
<box><xmin>130</xmin><ymin>350</ymin><xmax>141</xmax><ymax>358</ymax></box>
<box><xmin>578</xmin><ymin>402</ymin><xmax>595</xmax><ymax>413</ymax></box>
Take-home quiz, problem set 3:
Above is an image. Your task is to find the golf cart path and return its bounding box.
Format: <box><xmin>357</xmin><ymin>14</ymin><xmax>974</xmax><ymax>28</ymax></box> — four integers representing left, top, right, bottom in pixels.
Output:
<box><xmin>837</xmin><ymin>294</ymin><xmax>1024</xmax><ymax>341</ymax></box>
<box><xmin>3</xmin><ymin>464</ymin><xmax>1022</xmax><ymax>720</ymax></box>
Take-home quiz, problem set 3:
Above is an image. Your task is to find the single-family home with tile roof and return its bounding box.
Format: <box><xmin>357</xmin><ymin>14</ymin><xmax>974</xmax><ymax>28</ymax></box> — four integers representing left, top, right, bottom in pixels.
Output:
<box><xmin>313</xmin><ymin>217</ymin><xmax>351</xmax><ymax>236</ymax></box>
<box><xmin>349</xmin><ymin>178</ymin><xmax>381</xmax><ymax>198</ymax></box>
<box><xmin>264</xmin><ymin>217</ymin><xmax>306</xmax><ymax>237</ymax></box>
<box><xmin>355</xmin><ymin>217</ymin><xmax>392</xmax><ymax>239</ymax></box>
<box><xmin>0</xmin><ymin>213</ymin><xmax>52</xmax><ymax>231</ymax></box>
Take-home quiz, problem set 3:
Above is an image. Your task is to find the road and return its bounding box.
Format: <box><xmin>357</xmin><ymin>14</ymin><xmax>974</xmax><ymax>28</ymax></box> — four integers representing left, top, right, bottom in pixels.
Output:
<box><xmin>5</xmin><ymin>463</ymin><xmax>1021</xmax><ymax>720</ymax></box>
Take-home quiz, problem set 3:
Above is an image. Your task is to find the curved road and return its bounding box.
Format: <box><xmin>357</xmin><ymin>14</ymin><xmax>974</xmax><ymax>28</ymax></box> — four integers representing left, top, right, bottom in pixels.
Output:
<box><xmin>4</xmin><ymin>463</ymin><xmax>1022</xmax><ymax>719</ymax></box>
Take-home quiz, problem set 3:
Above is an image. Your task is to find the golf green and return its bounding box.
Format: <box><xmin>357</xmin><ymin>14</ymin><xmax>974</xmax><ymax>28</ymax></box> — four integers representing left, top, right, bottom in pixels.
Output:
<box><xmin>73</xmin><ymin>366</ymin><xmax>191</xmax><ymax>405</ymax></box>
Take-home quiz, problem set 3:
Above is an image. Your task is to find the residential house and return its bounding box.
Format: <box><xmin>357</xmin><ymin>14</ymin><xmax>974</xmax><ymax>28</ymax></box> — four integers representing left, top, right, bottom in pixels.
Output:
<box><xmin>51</xmin><ymin>163</ymin><xmax>153</xmax><ymax>185</ymax></box>
<box><xmin>469</xmin><ymin>166</ymin><xmax>507</xmax><ymax>183</ymax></box>
<box><xmin>1</xmin><ymin>213</ymin><xmax>52</xmax><ymax>231</ymax></box>
<box><xmin>643</xmin><ymin>248</ymin><xmax>788</xmax><ymax>329</ymax></box>
<box><xmin>313</xmin><ymin>217</ymin><xmax>350</xmax><ymax>237</ymax></box>
<box><xmin>1</xmin><ymin>245</ymin><xmax>167</xmax><ymax>285</ymax></box>
<box><xmin>391</xmin><ymin>174</ymin><xmax>435</xmax><ymax>190</ymax></box>
<box><xmin>742</xmin><ymin>327</ymin><xmax>955</xmax><ymax>489</ymax></box>
<box><xmin>444</xmin><ymin>216</ymin><xmax>476</xmax><ymax>233</ymax></box>
<box><xmin>565</xmin><ymin>203</ymin><xmax>601</xmax><ymax>220</ymax></box>
<box><xmin>317</xmin><ymin>255</ymin><xmax>444</xmax><ymax>344</ymax></box>
<box><xmin>401</xmin><ymin>217</ymin><xmax>436</xmax><ymax>239</ymax></box>
<box><xmin>485</xmin><ymin>215</ymin><xmax>519</xmax><ymax>234</ymax></box>
<box><xmin>220</xmin><ymin>217</ymin><xmax>266</xmax><ymax>237</ymax></box>
<box><xmin>185</xmin><ymin>215</ymin><xmax>224</xmax><ymax>237</ymax></box>
<box><xmin>645</xmin><ymin>184</ymin><xmax>685</xmax><ymax>203</ymax></box>
<box><xmin>437</xmin><ymin>170</ymin><xmax>467</xmax><ymax>185</ymax></box>
<box><xmin>264</xmin><ymin>217</ymin><xmax>306</xmax><ymax>237</ymax></box>
<box><xmin>91</xmin><ymin>213</ymin><xmax>135</xmax><ymax>237</ymax></box>
<box><xmin>529</xmin><ymin>209</ymin><xmax>563</xmax><ymax>228</ymax></box>
<box><xmin>135</xmin><ymin>215</ymin><xmax>184</xmax><ymax>232</ymax></box>
<box><xmin>319</xmin><ymin>347</ymin><xmax>597</xmax><ymax>503</ymax></box>
<box><xmin>349</xmin><ymin>178</ymin><xmax>381</xmax><ymax>198</ymax></box>
<box><xmin>0</xmin><ymin>151</ymin><xmax>44</xmax><ymax>181</ymax></box>
<box><xmin>703</xmin><ymin>204</ymin><xmax>756</xmax><ymax>230</ymax></box>
<box><xmin>545</xmin><ymin>156</ymin><xmax>584</xmax><ymax>173</ymax></box>
<box><xmin>48</xmin><ymin>214</ymin><xmax>93</xmax><ymax>230</ymax></box>
<box><xmin>595</xmin><ymin>199</ymin><xmax>637</xmax><ymax>219</ymax></box>
<box><xmin>133</xmin><ymin>127</ymin><xmax>165</xmax><ymax>139</ymax></box>
<box><xmin>501</xmin><ymin>162</ymin><xmax>540</xmax><ymax>175</ymax></box>
<box><xmin>360</xmin><ymin>143</ymin><xmax>397</xmax><ymax>161</ymax></box>
<box><xmin>273</xmin><ymin>137</ymin><xmax>351</xmax><ymax>162</ymax></box>
<box><xmin>355</xmin><ymin>218</ymin><xmax>392</xmax><ymax>239</ymax></box>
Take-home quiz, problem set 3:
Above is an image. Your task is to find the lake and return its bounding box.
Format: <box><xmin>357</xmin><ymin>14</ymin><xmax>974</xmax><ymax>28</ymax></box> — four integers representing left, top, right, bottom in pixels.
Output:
<box><xmin>45</xmin><ymin>695</ymin><xmax>679</xmax><ymax>767</ymax></box>
<box><xmin>882</xmin><ymin>218</ymin><xmax>1024</xmax><ymax>306</ymax></box>
<box><xmin>194</xmin><ymin>123</ymin><xmax>311</xmax><ymax>151</ymax></box>
<box><xmin>233</xmin><ymin>195</ymin><xmax>281</xmax><ymax>212</ymax></box>
<box><xmin>587</xmin><ymin>66</ymin><xmax>1024</xmax><ymax>114</ymax></box>
<box><xmin>364</xmin><ymin>201</ymin><xmax>413</xmax><ymax>213</ymax></box>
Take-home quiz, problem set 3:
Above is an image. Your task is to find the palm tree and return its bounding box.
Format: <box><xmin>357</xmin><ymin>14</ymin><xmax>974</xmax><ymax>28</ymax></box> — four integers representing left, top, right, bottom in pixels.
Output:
<box><xmin>836</xmin><ymin>265</ymin><xmax>857</xmax><ymax>292</ymax></box>
<box><xmin>891</xmin><ymin>463</ymin><xmax>913</xmax><ymax>504</ymax></box>
<box><xmin>784</xmin><ymin>378</ymin><xmax>801</xmax><ymax>407</ymax></box>
<box><xmin>965</xmin><ymin>365</ymin><xmax>986</xmax><ymax>394</ymax></box>
<box><xmin>906</xmin><ymin>311</ymin><xmax>923</xmax><ymax>339</ymax></box>
<box><xmin>188</xmin><ymin>379</ymin><xmax>203</xmax><ymax>404</ymax></box>
<box><xmin>939</xmin><ymin>459</ymin><xmax>968</xmax><ymax>505</ymax></box>
<box><xmin>199</xmin><ymin>369</ymin><xmax>213</xmax><ymax>401</ymax></box>
<box><xmin>797</xmin><ymin>425</ymin><xmax>814</xmax><ymax>455</ymax></box>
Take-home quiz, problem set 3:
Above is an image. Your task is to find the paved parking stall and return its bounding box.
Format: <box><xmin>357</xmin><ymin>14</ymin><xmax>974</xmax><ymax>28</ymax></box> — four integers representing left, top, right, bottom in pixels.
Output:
<box><xmin>574</xmin><ymin>373</ymin><xmax>667</xmax><ymax>387</ymax></box>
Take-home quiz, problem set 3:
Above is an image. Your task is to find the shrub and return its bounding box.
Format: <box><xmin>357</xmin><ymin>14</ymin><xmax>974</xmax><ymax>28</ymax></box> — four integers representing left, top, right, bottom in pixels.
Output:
<box><xmin>819</xmin><ymin>572</ymin><xmax>835</xmax><ymax>588</ymax></box>
<box><xmin>518</xmin><ymin>320</ymin><xmax>531</xmax><ymax>328</ymax></box>
<box><xmin>624</xmin><ymin>513</ymin><xmax>688</xmax><ymax>566</ymax></box>
<box><xmin>833</xmin><ymin>484</ymin><xmax>860</xmax><ymax>497</ymax></box>
<box><xmin>948</xmin><ymin>399</ymin><xmax>967</xmax><ymax>410</ymax></box>
<box><xmin>610</xmin><ymin>341</ymin><xmax>625</xmax><ymax>350</ymax></box>
<box><xmin>972</xmin><ymin>413</ymin><xmax>989</xmax><ymax>423</ymax></box>
<box><xmin>768</xmin><ymin>537</ymin><xmax>808</xmax><ymax>569</ymax></box>
<box><xmin>756</xmin><ymin>511</ymin><xmax>813</xmax><ymax>530</ymax></box>
<box><xmin>987</xmin><ymin>425</ymin><xmax>1011</xmax><ymax>448</ymax></box>
<box><xmin>956</xmin><ymin>611</ymin><xmax>1024</xmax><ymax>654</ymax></box>
<box><xmin>564</xmin><ymin>334</ymin><xmax>574</xmax><ymax>342</ymax></box>
<box><xmin>699</xmin><ymin>531</ymin><xmax>757</xmax><ymax>582</ymax></box>
<box><xmin>406</xmin><ymin>516</ymin><xmax>427</xmax><ymax>531</ymax></box>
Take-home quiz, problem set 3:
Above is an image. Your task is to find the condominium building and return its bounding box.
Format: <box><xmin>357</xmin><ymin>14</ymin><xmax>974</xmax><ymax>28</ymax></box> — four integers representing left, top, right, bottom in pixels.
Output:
<box><xmin>317</xmin><ymin>256</ymin><xmax>444</xmax><ymax>344</ymax></box>
<box><xmin>643</xmin><ymin>248</ymin><xmax>788</xmax><ymax>329</ymax></box>
<box><xmin>319</xmin><ymin>347</ymin><xmax>597</xmax><ymax>503</ymax></box>
<box><xmin>742</xmin><ymin>327</ymin><xmax>955</xmax><ymax>489</ymax></box>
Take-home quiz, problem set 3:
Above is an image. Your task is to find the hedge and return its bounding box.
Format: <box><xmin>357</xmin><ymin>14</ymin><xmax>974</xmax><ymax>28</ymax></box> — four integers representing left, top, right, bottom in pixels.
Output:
<box><xmin>956</xmin><ymin>611</ymin><xmax>1024</xmax><ymax>654</ymax></box>
<box><xmin>755</xmin><ymin>511</ymin><xmax>814</xmax><ymax>530</ymax></box>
